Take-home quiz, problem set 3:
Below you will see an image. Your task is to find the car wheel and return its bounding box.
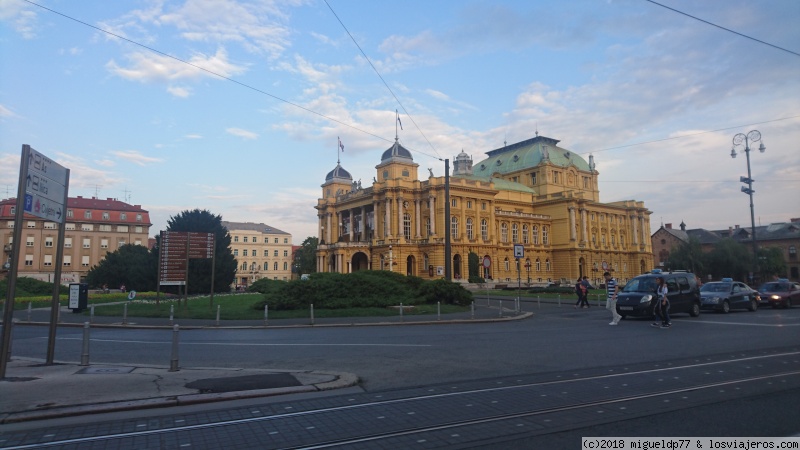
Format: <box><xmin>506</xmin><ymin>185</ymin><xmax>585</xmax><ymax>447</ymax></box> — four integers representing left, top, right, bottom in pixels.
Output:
<box><xmin>689</xmin><ymin>302</ymin><xmax>700</xmax><ymax>317</ymax></box>
<box><xmin>748</xmin><ymin>299</ymin><xmax>757</xmax><ymax>312</ymax></box>
<box><xmin>722</xmin><ymin>301</ymin><xmax>730</xmax><ymax>314</ymax></box>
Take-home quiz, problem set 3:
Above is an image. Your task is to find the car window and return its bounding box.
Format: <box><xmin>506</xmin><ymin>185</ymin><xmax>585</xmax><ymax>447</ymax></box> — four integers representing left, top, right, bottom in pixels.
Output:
<box><xmin>701</xmin><ymin>283</ymin><xmax>729</xmax><ymax>292</ymax></box>
<box><xmin>733</xmin><ymin>284</ymin><xmax>742</xmax><ymax>293</ymax></box>
<box><xmin>666</xmin><ymin>278</ymin><xmax>678</xmax><ymax>293</ymax></box>
<box><xmin>622</xmin><ymin>277</ymin><xmax>655</xmax><ymax>292</ymax></box>
<box><xmin>677</xmin><ymin>277</ymin><xmax>690</xmax><ymax>292</ymax></box>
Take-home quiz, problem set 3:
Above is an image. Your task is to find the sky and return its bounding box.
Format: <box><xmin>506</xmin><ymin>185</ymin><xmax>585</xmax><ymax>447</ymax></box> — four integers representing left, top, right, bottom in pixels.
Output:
<box><xmin>1</xmin><ymin>0</ymin><xmax>799</xmax><ymax>245</ymax></box>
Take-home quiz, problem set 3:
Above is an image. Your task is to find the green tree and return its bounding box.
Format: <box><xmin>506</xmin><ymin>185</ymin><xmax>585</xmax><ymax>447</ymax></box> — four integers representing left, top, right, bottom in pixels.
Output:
<box><xmin>467</xmin><ymin>251</ymin><xmax>483</xmax><ymax>282</ymax></box>
<box><xmin>85</xmin><ymin>244</ymin><xmax>157</xmax><ymax>291</ymax></box>
<box><xmin>705</xmin><ymin>238</ymin><xmax>750</xmax><ymax>281</ymax></box>
<box><xmin>295</xmin><ymin>236</ymin><xmax>318</xmax><ymax>275</ymax></box>
<box><xmin>163</xmin><ymin>209</ymin><xmax>236</xmax><ymax>294</ymax></box>
<box><xmin>665</xmin><ymin>237</ymin><xmax>706</xmax><ymax>277</ymax></box>
<box><xmin>757</xmin><ymin>247</ymin><xmax>786</xmax><ymax>281</ymax></box>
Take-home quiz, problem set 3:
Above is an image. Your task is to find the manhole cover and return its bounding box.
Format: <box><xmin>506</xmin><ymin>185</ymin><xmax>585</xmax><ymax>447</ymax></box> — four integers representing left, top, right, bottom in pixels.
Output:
<box><xmin>77</xmin><ymin>367</ymin><xmax>136</xmax><ymax>374</ymax></box>
<box><xmin>186</xmin><ymin>373</ymin><xmax>301</xmax><ymax>393</ymax></box>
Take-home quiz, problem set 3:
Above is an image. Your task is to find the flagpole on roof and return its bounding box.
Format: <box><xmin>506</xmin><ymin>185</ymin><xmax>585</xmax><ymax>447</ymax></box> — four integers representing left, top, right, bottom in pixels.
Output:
<box><xmin>395</xmin><ymin>110</ymin><xmax>398</xmax><ymax>140</ymax></box>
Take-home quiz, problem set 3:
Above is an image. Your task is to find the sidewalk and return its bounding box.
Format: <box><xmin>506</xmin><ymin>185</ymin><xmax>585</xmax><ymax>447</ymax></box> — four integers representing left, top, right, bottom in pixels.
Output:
<box><xmin>1</xmin><ymin>300</ymin><xmax>534</xmax><ymax>424</ymax></box>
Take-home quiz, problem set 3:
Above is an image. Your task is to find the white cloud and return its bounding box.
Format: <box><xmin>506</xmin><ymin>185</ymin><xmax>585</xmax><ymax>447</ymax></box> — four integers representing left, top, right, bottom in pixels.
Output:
<box><xmin>106</xmin><ymin>47</ymin><xmax>247</xmax><ymax>83</ymax></box>
<box><xmin>226</xmin><ymin>127</ymin><xmax>259</xmax><ymax>139</ymax></box>
<box><xmin>167</xmin><ymin>85</ymin><xmax>193</xmax><ymax>97</ymax></box>
<box><xmin>0</xmin><ymin>0</ymin><xmax>38</xmax><ymax>39</ymax></box>
<box><xmin>111</xmin><ymin>150</ymin><xmax>164</xmax><ymax>166</ymax></box>
<box><xmin>0</xmin><ymin>104</ymin><xmax>16</xmax><ymax>118</ymax></box>
<box><xmin>185</xmin><ymin>134</ymin><xmax>203</xmax><ymax>139</ymax></box>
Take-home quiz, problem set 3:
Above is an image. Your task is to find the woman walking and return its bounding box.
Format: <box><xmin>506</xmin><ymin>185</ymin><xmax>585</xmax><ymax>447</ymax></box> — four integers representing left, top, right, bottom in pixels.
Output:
<box><xmin>653</xmin><ymin>276</ymin><xmax>671</xmax><ymax>328</ymax></box>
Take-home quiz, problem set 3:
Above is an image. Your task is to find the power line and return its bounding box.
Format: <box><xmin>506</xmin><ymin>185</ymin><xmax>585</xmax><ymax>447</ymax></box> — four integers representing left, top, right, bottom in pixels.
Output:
<box><xmin>323</xmin><ymin>0</ymin><xmax>442</xmax><ymax>160</ymax></box>
<box><xmin>644</xmin><ymin>0</ymin><xmax>800</xmax><ymax>58</ymax></box>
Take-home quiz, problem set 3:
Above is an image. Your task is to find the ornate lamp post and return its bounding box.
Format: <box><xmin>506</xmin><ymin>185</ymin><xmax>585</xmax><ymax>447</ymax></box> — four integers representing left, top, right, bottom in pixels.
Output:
<box><xmin>730</xmin><ymin>130</ymin><xmax>765</xmax><ymax>284</ymax></box>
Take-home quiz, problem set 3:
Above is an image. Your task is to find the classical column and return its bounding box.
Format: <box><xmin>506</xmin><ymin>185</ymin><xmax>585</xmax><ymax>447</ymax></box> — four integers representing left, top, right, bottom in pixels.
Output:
<box><xmin>630</xmin><ymin>214</ymin><xmax>639</xmax><ymax>245</ymax></box>
<box><xmin>428</xmin><ymin>195</ymin><xmax>436</xmax><ymax>235</ymax></box>
<box><xmin>415</xmin><ymin>199</ymin><xmax>421</xmax><ymax>238</ymax></box>
<box><xmin>569</xmin><ymin>206</ymin><xmax>577</xmax><ymax>241</ymax></box>
<box><xmin>361</xmin><ymin>205</ymin><xmax>366</xmax><ymax>242</ymax></box>
<box><xmin>580</xmin><ymin>208</ymin><xmax>588</xmax><ymax>243</ymax></box>
<box><xmin>326</xmin><ymin>213</ymin><xmax>332</xmax><ymax>244</ymax></box>
<box><xmin>638</xmin><ymin>215</ymin><xmax>646</xmax><ymax>248</ymax></box>
<box><xmin>397</xmin><ymin>197</ymin><xmax>404</xmax><ymax>240</ymax></box>
<box><xmin>385</xmin><ymin>198</ymin><xmax>391</xmax><ymax>237</ymax></box>
<box><xmin>373</xmin><ymin>201</ymin><xmax>379</xmax><ymax>241</ymax></box>
<box><xmin>348</xmin><ymin>209</ymin><xmax>354</xmax><ymax>242</ymax></box>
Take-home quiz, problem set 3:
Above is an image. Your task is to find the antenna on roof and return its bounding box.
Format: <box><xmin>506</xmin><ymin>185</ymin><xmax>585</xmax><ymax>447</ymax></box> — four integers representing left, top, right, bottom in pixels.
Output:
<box><xmin>535</xmin><ymin>122</ymin><xmax>539</xmax><ymax>137</ymax></box>
<box><xmin>94</xmin><ymin>185</ymin><xmax>102</xmax><ymax>198</ymax></box>
<box><xmin>122</xmin><ymin>186</ymin><xmax>132</xmax><ymax>203</ymax></box>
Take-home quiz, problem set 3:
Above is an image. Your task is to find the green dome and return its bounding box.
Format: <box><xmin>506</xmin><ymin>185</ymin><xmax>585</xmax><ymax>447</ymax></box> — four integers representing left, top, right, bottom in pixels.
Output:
<box><xmin>473</xmin><ymin>135</ymin><xmax>590</xmax><ymax>176</ymax></box>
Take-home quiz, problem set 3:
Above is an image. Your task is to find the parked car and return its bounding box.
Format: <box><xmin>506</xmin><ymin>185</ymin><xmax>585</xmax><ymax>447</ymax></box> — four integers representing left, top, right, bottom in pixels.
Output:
<box><xmin>758</xmin><ymin>280</ymin><xmax>800</xmax><ymax>309</ymax></box>
<box><xmin>615</xmin><ymin>270</ymin><xmax>701</xmax><ymax>319</ymax></box>
<box><xmin>700</xmin><ymin>279</ymin><xmax>759</xmax><ymax>313</ymax></box>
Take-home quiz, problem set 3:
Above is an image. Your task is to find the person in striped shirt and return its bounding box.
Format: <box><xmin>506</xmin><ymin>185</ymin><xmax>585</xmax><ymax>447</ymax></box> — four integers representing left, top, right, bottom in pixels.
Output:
<box><xmin>604</xmin><ymin>271</ymin><xmax>621</xmax><ymax>325</ymax></box>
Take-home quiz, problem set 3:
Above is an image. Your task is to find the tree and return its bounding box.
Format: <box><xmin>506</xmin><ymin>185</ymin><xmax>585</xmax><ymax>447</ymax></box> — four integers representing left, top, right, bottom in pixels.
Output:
<box><xmin>665</xmin><ymin>237</ymin><xmax>706</xmax><ymax>277</ymax></box>
<box><xmin>757</xmin><ymin>247</ymin><xmax>786</xmax><ymax>281</ymax></box>
<box><xmin>162</xmin><ymin>209</ymin><xmax>236</xmax><ymax>294</ymax></box>
<box><xmin>85</xmin><ymin>244</ymin><xmax>157</xmax><ymax>291</ymax></box>
<box><xmin>705</xmin><ymin>238</ymin><xmax>750</xmax><ymax>281</ymax></box>
<box><xmin>295</xmin><ymin>236</ymin><xmax>318</xmax><ymax>275</ymax></box>
<box><xmin>467</xmin><ymin>251</ymin><xmax>482</xmax><ymax>282</ymax></box>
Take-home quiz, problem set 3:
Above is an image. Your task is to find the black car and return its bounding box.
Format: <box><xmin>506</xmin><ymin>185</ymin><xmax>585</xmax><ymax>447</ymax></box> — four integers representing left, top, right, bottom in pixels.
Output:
<box><xmin>615</xmin><ymin>270</ymin><xmax>701</xmax><ymax>319</ymax></box>
<box><xmin>700</xmin><ymin>279</ymin><xmax>759</xmax><ymax>313</ymax></box>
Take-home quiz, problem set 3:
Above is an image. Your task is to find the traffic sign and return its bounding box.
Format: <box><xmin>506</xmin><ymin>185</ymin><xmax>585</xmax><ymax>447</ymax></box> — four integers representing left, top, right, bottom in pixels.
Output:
<box><xmin>513</xmin><ymin>244</ymin><xmax>524</xmax><ymax>258</ymax></box>
<box><xmin>22</xmin><ymin>146</ymin><xmax>69</xmax><ymax>223</ymax></box>
<box><xmin>482</xmin><ymin>256</ymin><xmax>491</xmax><ymax>268</ymax></box>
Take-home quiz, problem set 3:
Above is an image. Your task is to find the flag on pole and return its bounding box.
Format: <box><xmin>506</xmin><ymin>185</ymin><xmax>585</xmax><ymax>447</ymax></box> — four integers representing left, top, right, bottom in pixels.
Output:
<box><xmin>396</xmin><ymin>114</ymin><xmax>403</xmax><ymax>130</ymax></box>
<box><xmin>338</xmin><ymin>137</ymin><xmax>344</xmax><ymax>152</ymax></box>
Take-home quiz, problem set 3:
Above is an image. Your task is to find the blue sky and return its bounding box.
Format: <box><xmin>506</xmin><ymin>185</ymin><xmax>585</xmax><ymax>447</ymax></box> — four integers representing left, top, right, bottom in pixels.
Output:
<box><xmin>2</xmin><ymin>0</ymin><xmax>799</xmax><ymax>244</ymax></box>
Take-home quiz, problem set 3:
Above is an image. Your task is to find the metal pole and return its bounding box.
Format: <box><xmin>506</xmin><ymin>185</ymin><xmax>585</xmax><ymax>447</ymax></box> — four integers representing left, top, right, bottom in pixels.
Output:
<box><xmin>169</xmin><ymin>324</ymin><xmax>179</xmax><ymax>372</ymax></box>
<box><xmin>80</xmin><ymin>322</ymin><xmax>90</xmax><ymax>366</ymax></box>
<box><xmin>400</xmin><ymin>302</ymin><xmax>404</xmax><ymax>322</ymax></box>
<box><xmin>6</xmin><ymin>320</ymin><xmax>12</xmax><ymax>362</ymax></box>
<box><xmin>215</xmin><ymin>304</ymin><xmax>220</xmax><ymax>326</ymax></box>
<box><xmin>27</xmin><ymin>302</ymin><xmax>31</xmax><ymax>322</ymax></box>
<box><xmin>46</xmin><ymin>167</ymin><xmax>69</xmax><ymax>365</ymax></box>
<box><xmin>471</xmin><ymin>301</ymin><xmax>475</xmax><ymax>320</ymax></box>
<box><xmin>558</xmin><ymin>293</ymin><xmax>561</xmax><ymax>307</ymax></box>
<box><xmin>444</xmin><ymin>159</ymin><xmax>451</xmax><ymax>281</ymax></box>
<box><xmin>122</xmin><ymin>302</ymin><xmax>128</xmax><ymax>325</ymax></box>
<box><xmin>437</xmin><ymin>301</ymin><xmax>441</xmax><ymax>321</ymax></box>
<box><xmin>90</xmin><ymin>305</ymin><xmax>94</xmax><ymax>323</ymax></box>
<box><xmin>264</xmin><ymin>304</ymin><xmax>269</xmax><ymax>327</ymax></box>
<box><xmin>499</xmin><ymin>300</ymin><xmax>503</xmax><ymax>318</ymax></box>
<box><xmin>310</xmin><ymin>303</ymin><xmax>315</xmax><ymax>325</ymax></box>
<box><xmin>170</xmin><ymin>304</ymin><xmax>174</xmax><ymax>326</ymax></box>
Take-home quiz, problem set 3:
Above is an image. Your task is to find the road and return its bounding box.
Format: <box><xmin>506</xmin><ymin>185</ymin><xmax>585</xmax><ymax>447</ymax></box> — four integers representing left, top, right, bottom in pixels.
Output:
<box><xmin>2</xmin><ymin>300</ymin><xmax>799</xmax><ymax>448</ymax></box>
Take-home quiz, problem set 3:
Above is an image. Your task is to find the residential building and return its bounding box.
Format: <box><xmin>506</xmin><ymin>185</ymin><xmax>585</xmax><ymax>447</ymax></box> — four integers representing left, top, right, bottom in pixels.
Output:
<box><xmin>316</xmin><ymin>134</ymin><xmax>654</xmax><ymax>286</ymax></box>
<box><xmin>652</xmin><ymin>219</ymin><xmax>800</xmax><ymax>280</ymax></box>
<box><xmin>0</xmin><ymin>196</ymin><xmax>151</xmax><ymax>284</ymax></box>
<box><xmin>222</xmin><ymin>221</ymin><xmax>293</xmax><ymax>287</ymax></box>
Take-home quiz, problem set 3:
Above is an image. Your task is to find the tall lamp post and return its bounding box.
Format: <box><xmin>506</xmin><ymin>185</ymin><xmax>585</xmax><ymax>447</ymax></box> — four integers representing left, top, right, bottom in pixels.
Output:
<box><xmin>730</xmin><ymin>130</ymin><xmax>765</xmax><ymax>284</ymax></box>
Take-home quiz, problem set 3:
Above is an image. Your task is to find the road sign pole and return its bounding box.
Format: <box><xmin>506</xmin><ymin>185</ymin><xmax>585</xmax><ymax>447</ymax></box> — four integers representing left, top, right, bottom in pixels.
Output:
<box><xmin>46</xmin><ymin>168</ymin><xmax>69</xmax><ymax>365</ymax></box>
<box><xmin>0</xmin><ymin>147</ymin><xmax>30</xmax><ymax>378</ymax></box>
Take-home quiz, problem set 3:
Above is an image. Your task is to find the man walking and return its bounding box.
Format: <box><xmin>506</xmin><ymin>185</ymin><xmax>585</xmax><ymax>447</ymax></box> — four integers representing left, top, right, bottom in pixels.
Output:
<box><xmin>604</xmin><ymin>271</ymin><xmax>621</xmax><ymax>325</ymax></box>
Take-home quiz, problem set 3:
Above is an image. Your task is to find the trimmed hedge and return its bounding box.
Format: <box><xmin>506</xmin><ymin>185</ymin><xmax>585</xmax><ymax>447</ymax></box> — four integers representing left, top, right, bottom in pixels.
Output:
<box><xmin>253</xmin><ymin>271</ymin><xmax>473</xmax><ymax>311</ymax></box>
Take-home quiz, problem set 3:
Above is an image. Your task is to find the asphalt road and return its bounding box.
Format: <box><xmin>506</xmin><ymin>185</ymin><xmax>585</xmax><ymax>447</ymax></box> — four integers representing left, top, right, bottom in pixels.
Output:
<box><xmin>3</xmin><ymin>301</ymin><xmax>800</xmax><ymax>448</ymax></box>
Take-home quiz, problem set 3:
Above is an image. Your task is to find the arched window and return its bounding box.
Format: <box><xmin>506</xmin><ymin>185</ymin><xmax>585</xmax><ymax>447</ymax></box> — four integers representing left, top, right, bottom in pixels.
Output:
<box><xmin>545</xmin><ymin>258</ymin><xmax>551</xmax><ymax>271</ymax></box>
<box><xmin>451</xmin><ymin>216</ymin><xmax>459</xmax><ymax>239</ymax></box>
<box><xmin>522</xmin><ymin>225</ymin><xmax>529</xmax><ymax>244</ymax></box>
<box><xmin>542</xmin><ymin>226</ymin><xmax>549</xmax><ymax>245</ymax></box>
<box><xmin>501</xmin><ymin>223</ymin><xmax>508</xmax><ymax>243</ymax></box>
<box><xmin>241</xmin><ymin>262</ymin><xmax>247</xmax><ymax>270</ymax></box>
<box><xmin>481</xmin><ymin>219</ymin><xmax>488</xmax><ymax>240</ymax></box>
<box><xmin>273</xmin><ymin>262</ymin><xmax>278</xmax><ymax>271</ymax></box>
<box><xmin>403</xmin><ymin>213</ymin><xmax>412</xmax><ymax>239</ymax></box>
<box><xmin>380</xmin><ymin>254</ymin><xmax>385</xmax><ymax>270</ymax></box>
<box><xmin>532</xmin><ymin>226</ymin><xmax>539</xmax><ymax>245</ymax></box>
<box><xmin>512</xmin><ymin>223</ymin><xmax>519</xmax><ymax>243</ymax></box>
<box><xmin>263</xmin><ymin>262</ymin><xmax>268</xmax><ymax>270</ymax></box>
<box><xmin>466</xmin><ymin>218</ymin><xmax>474</xmax><ymax>240</ymax></box>
<box><xmin>426</xmin><ymin>217</ymin><xmax>431</xmax><ymax>236</ymax></box>
<box><xmin>283</xmin><ymin>262</ymin><xmax>288</xmax><ymax>270</ymax></box>
<box><xmin>535</xmin><ymin>258</ymin><xmax>541</xmax><ymax>272</ymax></box>
<box><xmin>504</xmin><ymin>257</ymin><xmax>510</xmax><ymax>272</ymax></box>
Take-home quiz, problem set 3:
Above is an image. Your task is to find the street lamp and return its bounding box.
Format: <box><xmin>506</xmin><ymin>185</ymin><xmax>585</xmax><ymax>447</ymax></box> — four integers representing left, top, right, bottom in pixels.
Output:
<box><xmin>730</xmin><ymin>130</ymin><xmax>765</xmax><ymax>284</ymax></box>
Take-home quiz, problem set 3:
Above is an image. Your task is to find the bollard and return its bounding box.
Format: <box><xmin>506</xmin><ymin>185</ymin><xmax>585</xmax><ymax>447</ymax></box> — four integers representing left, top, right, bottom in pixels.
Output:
<box><xmin>169</xmin><ymin>324</ymin><xmax>180</xmax><ymax>372</ymax></box>
<box><xmin>6</xmin><ymin>320</ymin><xmax>13</xmax><ymax>362</ymax></box>
<box><xmin>557</xmin><ymin>294</ymin><xmax>561</xmax><ymax>307</ymax></box>
<box><xmin>537</xmin><ymin>295</ymin><xmax>541</xmax><ymax>309</ymax></box>
<box><xmin>123</xmin><ymin>303</ymin><xmax>128</xmax><ymax>325</ymax></box>
<box><xmin>170</xmin><ymin>305</ymin><xmax>174</xmax><ymax>326</ymax></box>
<box><xmin>80</xmin><ymin>322</ymin><xmax>90</xmax><ymax>366</ymax></box>
<box><xmin>400</xmin><ymin>303</ymin><xmax>404</xmax><ymax>322</ymax></box>
<box><xmin>437</xmin><ymin>301</ymin><xmax>441</xmax><ymax>321</ymax></box>
<box><xmin>310</xmin><ymin>304</ymin><xmax>315</xmax><ymax>325</ymax></box>
<box><xmin>264</xmin><ymin>304</ymin><xmax>269</xmax><ymax>327</ymax></box>
<box><xmin>471</xmin><ymin>301</ymin><xmax>475</xmax><ymax>320</ymax></box>
<box><xmin>215</xmin><ymin>304</ymin><xmax>221</xmax><ymax>326</ymax></box>
<box><xmin>499</xmin><ymin>300</ymin><xmax>503</xmax><ymax>318</ymax></box>
<box><xmin>27</xmin><ymin>302</ymin><xmax>32</xmax><ymax>322</ymax></box>
<box><xmin>90</xmin><ymin>305</ymin><xmax>95</xmax><ymax>324</ymax></box>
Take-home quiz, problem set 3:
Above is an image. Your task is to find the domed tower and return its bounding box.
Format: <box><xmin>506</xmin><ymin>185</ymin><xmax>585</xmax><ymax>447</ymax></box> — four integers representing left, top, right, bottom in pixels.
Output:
<box><xmin>375</xmin><ymin>138</ymin><xmax>418</xmax><ymax>182</ymax></box>
<box><xmin>452</xmin><ymin>150</ymin><xmax>473</xmax><ymax>176</ymax></box>
<box><xmin>321</xmin><ymin>163</ymin><xmax>353</xmax><ymax>199</ymax></box>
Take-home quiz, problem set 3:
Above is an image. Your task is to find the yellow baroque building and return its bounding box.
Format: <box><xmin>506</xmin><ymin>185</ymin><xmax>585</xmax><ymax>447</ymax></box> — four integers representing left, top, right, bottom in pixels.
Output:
<box><xmin>315</xmin><ymin>134</ymin><xmax>653</xmax><ymax>286</ymax></box>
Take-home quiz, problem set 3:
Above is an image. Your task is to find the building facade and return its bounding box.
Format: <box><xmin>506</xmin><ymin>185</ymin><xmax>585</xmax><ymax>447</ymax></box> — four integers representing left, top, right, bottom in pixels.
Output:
<box><xmin>652</xmin><ymin>220</ymin><xmax>800</xmax><ymax>280</ymax></box>
<box><xmin>222</xmin><ymin>221</ymin><xmax>293</xmax><ymax>286</ymax></box>
<box><xmin>316</xmin><ymin>134</ymin><xmax>653</xmax><ymax>286</ymax></box>
<box><xmin>0</xmin><ymin>196</ymin><xmax>151</xmax><ymax>284</ymax></box>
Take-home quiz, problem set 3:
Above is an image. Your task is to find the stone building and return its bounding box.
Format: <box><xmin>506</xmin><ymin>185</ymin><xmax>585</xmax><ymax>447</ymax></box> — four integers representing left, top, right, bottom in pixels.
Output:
<box><xmin>0</xmin><ymin>196</ymin><xmax>151</xmax><ymax>284</ymax></box>
<box><xmin>315</xmin><ymin>134</ymin><xmax>653</xmax><ymax>286</ymax></box>
<box><xmin>222</xmin><ymin>221</ymin><xmax>293</xmax><ymax>287</ymax></box>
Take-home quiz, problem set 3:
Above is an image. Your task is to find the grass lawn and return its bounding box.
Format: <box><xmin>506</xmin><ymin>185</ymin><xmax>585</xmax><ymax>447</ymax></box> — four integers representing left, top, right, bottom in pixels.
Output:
<box><xmin>81</xmin><ymin>293</ymin><xmax>470</xmax><ymax>320</ymax></box>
